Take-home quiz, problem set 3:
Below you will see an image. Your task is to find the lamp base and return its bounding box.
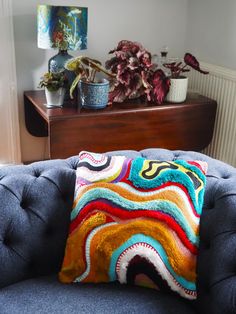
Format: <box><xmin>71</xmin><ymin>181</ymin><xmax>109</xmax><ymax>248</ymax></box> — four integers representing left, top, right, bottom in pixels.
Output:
<box><xmin>48</xmin><ymin>49</ymin><xmax>72</xmax><ymax>72</ymax></box>
<box><xmin>48</xmin><ymin>50</ymin><xmax>76</xmax><ymax>107</ymax></box>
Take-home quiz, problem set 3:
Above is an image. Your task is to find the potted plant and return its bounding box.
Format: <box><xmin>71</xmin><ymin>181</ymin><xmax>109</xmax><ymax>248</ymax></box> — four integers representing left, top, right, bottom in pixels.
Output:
<box><xmin>105</xmin><ymin>40</ymin><xmax>170</xmax><ymax>104</ymax></box>
<box><xmin>65</xmin><ymin>56</ymin><xmax>115</xmax><ymax>109</ymax></box>
<box><xmin>38</xmin><ymin>71</ymin><xmax>68</xmax><ymax>108</ymax></box>
<box><xmin>163</xmin><ymin>53</ymin><xmax>209</xmax><ymax>103</ymax></box>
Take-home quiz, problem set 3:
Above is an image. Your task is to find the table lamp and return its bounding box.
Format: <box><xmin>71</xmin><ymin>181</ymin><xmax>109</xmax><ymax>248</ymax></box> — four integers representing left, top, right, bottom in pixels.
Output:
<box><xmin>37</xmin><ymin>4</ymin><xmax>88</xmax><ymax>73</ymax></box>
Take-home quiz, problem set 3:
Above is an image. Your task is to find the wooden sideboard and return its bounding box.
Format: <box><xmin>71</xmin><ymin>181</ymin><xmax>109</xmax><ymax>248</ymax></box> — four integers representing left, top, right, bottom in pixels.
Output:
<box><xmin>24</xmin><ymin>90</ymin><xmax>217</xmax><ymax>159</ymax></box>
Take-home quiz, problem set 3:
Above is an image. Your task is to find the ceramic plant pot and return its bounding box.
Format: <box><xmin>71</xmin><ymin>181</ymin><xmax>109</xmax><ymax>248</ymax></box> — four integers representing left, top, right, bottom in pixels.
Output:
<box><xmin>166</xmin><ymin>76</ymin><xmax>188</xmax><ymax>103</ymax></box>
<box><xmin>79</xmin><ymin>79</ymin><xmax>110</xmax><ymax>109</ymax></box>
<box><xmin>45</xmin><ymin>87</ymin><xmax>65</xmax><ymax>108</ymax></box>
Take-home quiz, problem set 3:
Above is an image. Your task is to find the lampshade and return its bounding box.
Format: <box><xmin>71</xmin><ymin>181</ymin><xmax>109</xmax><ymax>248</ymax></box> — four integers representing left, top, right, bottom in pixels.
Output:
<box><xmin>37</xmin><ymin>5</ymin><xmax>88</xmax><ymax>51</ymax></box>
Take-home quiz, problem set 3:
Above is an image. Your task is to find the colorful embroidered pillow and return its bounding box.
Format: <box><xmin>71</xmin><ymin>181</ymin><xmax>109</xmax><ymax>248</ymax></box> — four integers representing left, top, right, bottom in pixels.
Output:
<box><xmin>59</xmin><ymin>151</ymin><xmax>207</xmax><ymax>300</ymax></box>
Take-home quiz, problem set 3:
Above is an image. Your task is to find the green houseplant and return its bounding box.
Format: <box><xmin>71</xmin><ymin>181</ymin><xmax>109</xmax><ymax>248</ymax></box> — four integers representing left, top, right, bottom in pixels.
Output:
<box><xmin>65</xmin><ymin>56</ymin><xmax>115</xmax><ymax>109</ymax></box>
<box><xmin>38</xmin><ymin>71</ymin><xmax>68</xmax><ymax>108</ymax></box>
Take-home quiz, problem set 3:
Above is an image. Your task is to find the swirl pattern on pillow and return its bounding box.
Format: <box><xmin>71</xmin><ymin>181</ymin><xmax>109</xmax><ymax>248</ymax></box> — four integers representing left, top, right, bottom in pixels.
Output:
<box><xmin>59</xmin><ymin>151</ymin><xmax>207</xmax><ymax>300</ymax></box>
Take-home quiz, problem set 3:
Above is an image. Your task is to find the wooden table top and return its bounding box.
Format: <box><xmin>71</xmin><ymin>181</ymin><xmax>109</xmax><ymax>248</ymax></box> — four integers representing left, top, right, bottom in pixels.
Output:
<box><xmin>24</xmin><ymin>90</ymin><xmax>216</xmax><ymax>121</ymax></box>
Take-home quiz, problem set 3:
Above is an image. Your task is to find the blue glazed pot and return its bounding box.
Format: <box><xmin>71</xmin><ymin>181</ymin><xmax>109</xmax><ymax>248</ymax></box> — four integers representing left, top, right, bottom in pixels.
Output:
<box><xmin>79</xmin><ymin>79</ymin><xmax>110</xmax><ymax>109</ymax></box>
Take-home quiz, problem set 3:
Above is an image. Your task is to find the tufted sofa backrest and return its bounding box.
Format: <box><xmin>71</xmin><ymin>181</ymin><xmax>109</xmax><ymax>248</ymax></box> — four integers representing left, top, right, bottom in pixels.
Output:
<box><xmin>0</xmin><ymin>157</ymin><xmax>79</xmax><ymax>288</ymax></box>
<box><xmin>1</xmin><ymin>149</ymin><xmax>236</xmax><ymax>314</ymax></box>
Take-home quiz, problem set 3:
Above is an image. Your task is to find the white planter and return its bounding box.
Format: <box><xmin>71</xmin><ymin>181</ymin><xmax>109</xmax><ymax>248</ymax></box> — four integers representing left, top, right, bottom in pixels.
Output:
<box><xmin>166</xmin><ymin>77</ymin><xmax>188</xmax><ymax>103</ymax></box>
<box><xmin>45</xmin><ymin>87</ymin><xmax>65</xmax><ymax>108</ymax></box>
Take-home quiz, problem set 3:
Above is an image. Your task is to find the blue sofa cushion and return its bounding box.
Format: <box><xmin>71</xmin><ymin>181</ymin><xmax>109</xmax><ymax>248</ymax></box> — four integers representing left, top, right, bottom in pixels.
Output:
<box><xmin>0</xmin><ymin>275</ymin><xmax>196</xmax><ymax>314</ymax></box>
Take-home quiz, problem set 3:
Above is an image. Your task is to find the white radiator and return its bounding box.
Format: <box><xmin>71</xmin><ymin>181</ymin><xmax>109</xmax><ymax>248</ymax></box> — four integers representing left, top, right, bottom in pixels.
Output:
<box><xmin>187</xmin><ymin>62</ymin><xmax>236</xmax><ymax>167</ymax></box>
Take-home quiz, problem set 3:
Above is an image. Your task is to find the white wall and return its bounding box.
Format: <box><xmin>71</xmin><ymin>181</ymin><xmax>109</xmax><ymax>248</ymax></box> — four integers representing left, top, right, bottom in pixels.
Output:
<box><xmin>13</xmin><ymin>0</ymin><xmax>188</xmax><ymax>162</ymax></box>
<box><xmin>186</xmin><ymin>0</ymin><xmax>236</xmax><ymax>70</ymax></box>
<box><xmin>0</xmin><ymin>0</ymin><xmax>21</xmax><ymax>165</ymax></box>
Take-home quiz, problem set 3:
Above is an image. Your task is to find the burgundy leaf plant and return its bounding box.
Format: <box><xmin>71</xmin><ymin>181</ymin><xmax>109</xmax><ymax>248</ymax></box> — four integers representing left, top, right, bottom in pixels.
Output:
<box><xmin>105</xmin><ymin>40</ymin><xmax>170</xmax><ymax>104</ymax></box>
<box><xmin>163</xmin><ymin>53</ymin><xmax>209</xmax><ymax>79</ymax></box>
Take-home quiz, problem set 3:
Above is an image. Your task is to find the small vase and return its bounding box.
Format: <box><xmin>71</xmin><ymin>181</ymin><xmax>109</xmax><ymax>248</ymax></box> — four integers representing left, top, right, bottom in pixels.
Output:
<box><xmin>79</xmin><ymin>79</ymin><xmax>110</xmax><ymax>109</ymax></box>
<box><xmin>45</xmin><ymin>87</ymin><xmax>65</xmax><ymax>108</ymax></box>
<box><xmin>166</xmin><ymin>77</ymin><xmax>188</xmax><ymax>103</ymax></box>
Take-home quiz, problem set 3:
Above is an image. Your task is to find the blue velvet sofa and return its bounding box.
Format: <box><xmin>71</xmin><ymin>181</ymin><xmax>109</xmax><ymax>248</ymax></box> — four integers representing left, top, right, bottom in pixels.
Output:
<box><xmin>0</xmin><ymin>148</ymin><xmax>236</xmax><ymax>314</ymax></box>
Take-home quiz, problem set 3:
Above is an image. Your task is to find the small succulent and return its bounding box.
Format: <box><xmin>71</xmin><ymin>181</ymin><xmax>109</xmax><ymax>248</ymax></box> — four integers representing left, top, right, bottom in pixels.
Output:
<box><xmin>38</xmin><ymin>71</ymin><xmax>68</xmax><ymax>92</ymax></box>
<box><xmin>163</xmin><ymin>53</ymin><xmax>209</xmax><ymax>78</ymax></box>
<box><xmin>105</xmin><ymin>40</ymin><xmax>170</xmax><ymax>104</ymax></box>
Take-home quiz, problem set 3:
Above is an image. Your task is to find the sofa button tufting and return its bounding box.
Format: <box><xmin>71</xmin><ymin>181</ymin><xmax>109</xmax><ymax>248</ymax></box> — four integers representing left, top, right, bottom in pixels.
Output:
<box><xmin>222</xmin><ymin>175</ymin><xmax>230</xmax><ymax>179</ymax></box>
<box><xmin>173</xmin><ymin>154</ymin><xmax>180</xmax><ymax>160</ymax></box>
<box><xmin>70</xmin><ymin>164</ymin><xmax>77</xmax><ymax>170</ymax></box>
<box><xmin>34</xmin><ymin>171</ymin><xmax>41</xmax><ymax>178</ymax></box>
<box><xmin>20</xmin><ymin>200</ymin><xmax>28</xmax><ymax>209</ymax></box>
<box><xmin>3</xmin><ymin>237</ymin><xmax>11</xmax><ymax>246</ymax></box>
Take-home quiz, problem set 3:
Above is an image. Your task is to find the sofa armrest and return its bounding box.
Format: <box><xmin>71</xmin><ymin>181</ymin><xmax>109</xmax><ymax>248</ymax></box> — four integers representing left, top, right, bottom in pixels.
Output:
<box><xmin>197</xmin><ymin>172</ymin><xmax>236</xmax><ymax>314</ymax></box>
